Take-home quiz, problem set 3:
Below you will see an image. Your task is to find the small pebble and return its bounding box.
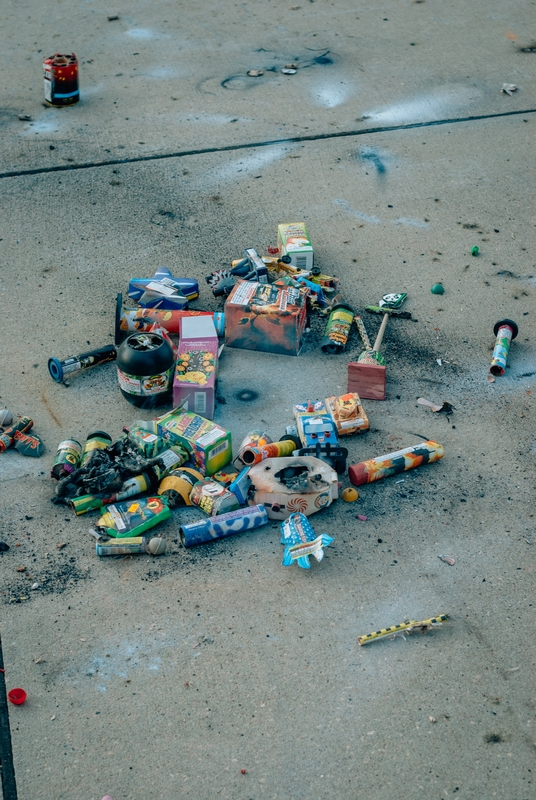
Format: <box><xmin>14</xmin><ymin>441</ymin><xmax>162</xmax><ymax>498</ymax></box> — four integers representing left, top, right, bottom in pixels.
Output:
<box><xmin>31</xmin><ymin>583</ymin><xmax>39</xmax><ymax>590</ymax></box>
<box><xmin>247</xmin><ymin>69</ymin><xmax>263</xmax><ymax>77</ymax></box>
<box><xmin>429</xmin><ymin>716</ymin><xmax>436</xmax><ymax>723</ymax></box>
<box><xmin>431</xmin><ymin>283</ymin><xmax>444</xmax><ymax>295</ymax></box>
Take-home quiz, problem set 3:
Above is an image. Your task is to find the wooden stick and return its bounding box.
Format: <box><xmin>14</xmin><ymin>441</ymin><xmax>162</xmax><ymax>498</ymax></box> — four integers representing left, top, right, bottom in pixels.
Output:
<box><xmin>372</xmin><ymin>312</ymin><xmax>389</xmax><ymax>354</ymax></box>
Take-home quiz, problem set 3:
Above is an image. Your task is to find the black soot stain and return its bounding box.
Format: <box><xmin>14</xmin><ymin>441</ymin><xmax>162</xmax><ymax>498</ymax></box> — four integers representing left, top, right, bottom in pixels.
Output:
<box><xmin>235</xmin><ymin>389</ymin><xmax>259</xmax><ymax>402</ymax></box>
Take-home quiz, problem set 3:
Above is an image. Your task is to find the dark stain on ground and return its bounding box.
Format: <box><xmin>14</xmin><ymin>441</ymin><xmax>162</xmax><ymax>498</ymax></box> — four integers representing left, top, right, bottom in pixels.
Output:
<box><xmin>359</xmin><ymin>146</ymin><xmax>386</xmax><ymax>174</ymax></box>
<box><xmin>40</xmin><ymin>391</ymin><xmax>61</xmax><ymax>426</ymax></box>
<box><xmin>235</xmin><ymin>389</ymin><xmax>259</xmax><ymax>402</ymax></box>
<box><xmin>3</xmin><ymin>557</ymin><xmax>90</xmax><ymax>604</ymax></box>
<box><xmin>484</xmin><ymin>733</ymin><xmax>504</xmax><ymax>744</ymax></box>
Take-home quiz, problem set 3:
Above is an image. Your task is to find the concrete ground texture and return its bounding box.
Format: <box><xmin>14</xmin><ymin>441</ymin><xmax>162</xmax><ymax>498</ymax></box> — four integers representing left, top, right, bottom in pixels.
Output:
<box><xmin>1</xmin><ymin>1</ymin><xmax>535</xmax><ymax>798</ymax></box>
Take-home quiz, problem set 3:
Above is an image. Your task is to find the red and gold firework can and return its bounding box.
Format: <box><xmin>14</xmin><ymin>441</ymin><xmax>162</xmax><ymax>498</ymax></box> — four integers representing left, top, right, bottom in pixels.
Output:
<box><xmin>43</xmin><ymin>53</ymin><xmax>79</xmax><ymax>106</ymax></box>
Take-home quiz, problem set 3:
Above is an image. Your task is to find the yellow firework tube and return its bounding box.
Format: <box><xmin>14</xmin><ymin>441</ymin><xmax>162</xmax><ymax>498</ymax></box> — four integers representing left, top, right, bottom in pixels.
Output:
<box><xmin>357</xmin><ymin>614</ymin><xmax>448</xmax><ymax>646</ymax></box>
<box><xmin>241</xmin><ymin>439</ymin><xmax>296</xmax><ymax>466</ymax></box>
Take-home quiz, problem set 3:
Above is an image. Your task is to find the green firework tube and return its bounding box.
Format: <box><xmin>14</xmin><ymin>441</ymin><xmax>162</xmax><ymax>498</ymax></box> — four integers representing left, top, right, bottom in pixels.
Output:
<box><xmin>321</xmin><ymin>303</ymin><xmax>354</xmax><ymax>354</ymax></box>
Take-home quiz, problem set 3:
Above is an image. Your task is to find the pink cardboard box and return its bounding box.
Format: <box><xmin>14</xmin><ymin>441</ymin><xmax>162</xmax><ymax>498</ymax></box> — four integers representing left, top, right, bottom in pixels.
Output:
<box><xmin>173</xmin><ymin>316</ymin><xmax>218</xmax><ymax>419</ymax></box>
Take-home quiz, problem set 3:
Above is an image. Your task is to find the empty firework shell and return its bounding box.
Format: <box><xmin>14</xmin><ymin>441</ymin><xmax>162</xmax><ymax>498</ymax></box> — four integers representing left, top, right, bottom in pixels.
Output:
<box><xmin>240</xmin><ymin>440</ymin><xmax>296</xmax><ymax>466</ymax></box>
<box><xmin>321</xmin><ymin>302</ymin><xmax>354</xmax><ymax>354</ymax></box>
<box><xmin>51</xmin><ymin>439</ymin><xmax>82</xmax><ymax>479</ymax></box>
<box><xmin>0</xmin><ymin>417</ymin><xmax>33</xmax><ymax>453</ymax></box>
<box><xmin>190</xmin><ymin>479</ymin><xmax>240</xmax><ymax>516</ymax></box>
<box><xmin>349</xmin><ymin>440</ymin><xmax>444</xmax><ymax>486</ymax></box>
<box><xmin>116</xmin><ymin>294</ymin><xmax>225</xmax><ymax>343</ymax></box>
<box><xmin>43</xmin><ymin>53</ymin><xmax>79</xmax><ymax>106</ymax></box>
<box><xmin>80</xmin><ymin>431</ymin><xmax>112</xmax><ymax>468</ymax></box>
<box><xmin>180</xmin><ymin>504</ymin><xmax>268</xmax><ymax>547</ymax></box>
<box><xmin>48</xmin><ymin>345</ymin><xmax>117</xmax><ymax>383</ymax></box>
<box><xmin>490</xmin><ymin>319</ymin><xmax>518</xmax><ymax>376</ymax></box>
<box><xmin>158</xmin><ymin>467</ymin><xmax>203</xmax><ymax>507</ymax></box>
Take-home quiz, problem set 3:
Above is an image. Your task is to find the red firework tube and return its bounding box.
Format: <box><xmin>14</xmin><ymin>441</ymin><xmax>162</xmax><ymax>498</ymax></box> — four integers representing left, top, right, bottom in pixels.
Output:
<box><xmin>349</xmin><ymin>440</ymin><xmax>444</xmax><ymax>486</ymax></box>
<box><xmin>0</xmin><ymin>417</ymin><xmax>33</xmax><ymax>453</ymax></box>
<box><xmin>115</xmin><ymin>294</ymin><xmax>224</xmax><ymax>343</ymax></box>
<box><xmin>241</xmin><ymin>440</ymin><xmax>296</xmax><ymax>465</ymax></box>
<box><xmin>43</xmin><ymin>53</ymin><xmax>79</xmax><ymax>106</ymax></box>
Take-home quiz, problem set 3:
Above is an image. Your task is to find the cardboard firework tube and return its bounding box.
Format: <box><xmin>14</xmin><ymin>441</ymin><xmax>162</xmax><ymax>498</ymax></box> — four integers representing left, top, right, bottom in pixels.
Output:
<box><xmin>115</xmin><ymin>294</ymin><xmax>225</xmax><ymax>343</ymax></box>
<box><xmin>43</xmin><ymin>53</ymin><xmax>79</xmax><ymax>106</ymax></box>
<box><xmin>180</xmin><ymin>504</ymin><xmax>269</xmax><ymax>547</ymax></box>
<box><xmin>349</xmin><ymin>440</ymin><xmax>444</xmax><ymax>486</ymax></box>
<box><xmin>70</xmin><ymin>472</ymin><xmax>155</xmax><ymax>515</ymax></box>
<box><xmin>48</xmin><ymin>345</ymin><xmax>117</xmax><ymax>383</ymax></box>
<box><xmin>241</xmin><ymin>440</ymin><xmax>296</xmax><ymax>465</ymax></box>
<box><xmin>51</xmin><ymin>439</ymin><xmax>82</xmax><ymax>478</ymax></box>
<box><xmin>321</xmin><ymin>302</ymin><xmax>354</xmax><ymax>354</ymax></box>
<box><xmin>490</xmin><ymin>319</ymin><xmax>518</xmax><ymax>376</ymax></box>
<box><xmin>0</xmin><ymin>417</ymin><xmax>33</xmax><ymax>453</ymax></box>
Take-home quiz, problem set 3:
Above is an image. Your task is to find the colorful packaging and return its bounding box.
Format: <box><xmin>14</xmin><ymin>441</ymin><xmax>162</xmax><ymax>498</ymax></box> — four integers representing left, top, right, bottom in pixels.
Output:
<box><xmin>51</xmin><ymin>439</ymin><xmax>82</xmax><ymax>479</ymax></box>
<box><xmin>280</xmin><ymin>512</ymin><xmax>334</xmax><ymax>570</ymax></box>
<box><xmin>349</xmin><ymin>441</ymin><xmax>444</xmax><ymax>486</ymax></box>
<box><xmin>212</xmin><ymin>468</ymin><xmax>240</xmax><ymax>487</ymax></box>
<box><xmin>158</xmin><ymin>467</ymin><xmax>203</xmax><ymax>507</ymax></box>
<box><xmin>248</xmin><ymin>456</ymin><xmax>338</xmax><ymax>520</ymax></box>
<box><xmin>43</xmin><ymin>53</ymin><xmax>79</xmax><ymax>106</ymax></box>
<box><xmin>155</xmin><ymin>408</ymin><xmax>232</xmax><ymax>476</ymax></box>
<box><xmin>117</xmin><ymin>299</ymin><xmax>225</xmax><ymax>339</ymax></box>
<box><xmin>0</xmin><ymin>417</ymin><xmax>34</xmax><ymax>453</ymax></box>
<box><xmin>95</xmin><ymin>496</ymin><xmax>171</xmax><ymax>538</ymax></box>
<box><xmin>190</xmin><ymin>479</ymin><xmax>240</xmax><ymax>516</ymax></box>
<box><xmin>173</xmin><ymin>316</ymin><xmax>219</xmax><ymax>419</ymax></box>
<box><xmin>229</xmin><ymin>467</ymin><xmax>252</xmax><ymax>504</ymax></box>
<box><xmin>13</xmin><ymin>430</ymin><xmax>46</xmax><ymax>457</ymax></box>
<box><xmin>224</xmin><ymin>280</ymin><xmax>308</xmax><ymax>356</ymax></box>
<box><xmin>127</xmin><ymin>268</ymin><xmax>199</xmax><ymax>306</ymax></box>
<box><xmin>277</xmin><ymin>223</ymin><xmax>314</xmax><ymax>271</ymax></box>
<box><xmin>126</xmin><ymin>427</ymin><xmax>169</xmax><ymax>459</ymax></box>
<box><xmin>324</xmin><ymin>392</ymin><xmax>369</xmax><ymax>436</ymax></box>
<box><xmin>234</xmin><ymin>430</ymin><xmax>273</xmax><ymax>468</ymax></box>
<box><xmin>240</xmin><ymin>440</ymin><xmax>296</xmax><ymax>465</ymax></box>
<box><xmin>490</xmin><ymin>319</ymin><xmax>518</xmax><ymax>376</ymax></box>
<box><xmin>293</xmin><ymin>400</ymin><xmax>338</xmax><ymax>448</ymax></box>
<box><xmin>321</xmin><ymin>303</ymin><xmax>354</xmax><ymax>354</ymax></box>
<box><xmin>180</xmin><ymin>504</ymin><xmax>268</xmax><ymax>547</ymax></box>
<box><xmin>71</xmin><ymin>472</ymin><xmax>155</xmax><ymax>515</ymax></box>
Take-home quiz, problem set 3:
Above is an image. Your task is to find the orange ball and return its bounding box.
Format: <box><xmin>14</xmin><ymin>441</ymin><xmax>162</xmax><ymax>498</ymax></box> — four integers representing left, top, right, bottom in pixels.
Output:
<box><xmin>342</xmin><ymin>487</ymin><xmax>359</xmax><ymax>502</ymax></box>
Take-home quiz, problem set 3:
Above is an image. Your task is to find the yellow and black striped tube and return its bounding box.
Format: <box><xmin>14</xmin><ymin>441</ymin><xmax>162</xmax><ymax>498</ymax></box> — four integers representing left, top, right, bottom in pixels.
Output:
<box><xmin>357</xmin><ymin>614</ymin><xmax>448</xmax><ymax>646</ymax></box>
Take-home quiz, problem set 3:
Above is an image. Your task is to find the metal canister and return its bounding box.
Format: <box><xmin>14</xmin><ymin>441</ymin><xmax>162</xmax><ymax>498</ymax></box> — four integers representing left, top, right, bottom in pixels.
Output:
<box><xmin>190</xmin><ymin>479</ymin><xmax>240</xmax><ymax>516</ymax></box>
<box><xmin>80</xmin><ymin>431</ymin><xmax>112</xmax><ymax>468</ymax></box>
<box><xmin>321</xmin><ymin>302</ymin><xmax>354</xmax><ymax>354</ymax></box>
<box><xmin>43</xmin><ymin>53</ymin><xmax>79</xmax><ymax>106</ymax></box>
<box><xmin>51</xmin><ymin>439</ymin><xmax>82</xmax><ymax>479</ymax></box>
